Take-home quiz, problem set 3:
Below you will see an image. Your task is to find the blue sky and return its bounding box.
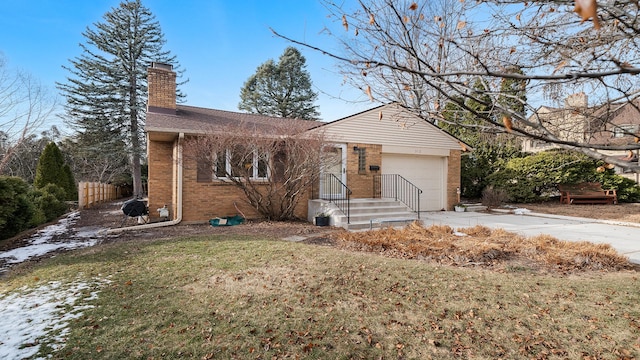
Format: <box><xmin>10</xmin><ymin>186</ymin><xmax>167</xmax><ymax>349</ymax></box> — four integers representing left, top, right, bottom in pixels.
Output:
<box><xmin>0</xmin><ymin>0</ymin><xmax>374</xmax><ymax>131</ymax></box>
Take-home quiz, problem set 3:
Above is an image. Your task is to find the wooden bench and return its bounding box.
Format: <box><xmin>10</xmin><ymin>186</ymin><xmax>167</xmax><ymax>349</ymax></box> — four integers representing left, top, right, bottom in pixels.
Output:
<box><xmin>558</xmin><ymin>182</ymin><xmax>617</xmax><ymax>205</ymax></box>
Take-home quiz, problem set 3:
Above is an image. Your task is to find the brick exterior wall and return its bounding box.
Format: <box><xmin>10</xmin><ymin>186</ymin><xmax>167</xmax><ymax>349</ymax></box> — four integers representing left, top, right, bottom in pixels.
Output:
<box><xmin>178</xmin><ymin>152</ymin><xmax>311</xmax><ymax>223</ymax></box>
<box><xmin>181</xmin><ymin>157</ymin><xmax>258</xmax><ymax>222</ymax></box>
<box><xmin>446</xmin><ymin>149</ymin><xmax>462</xmax><ymax>210</ymax></box>
<box><xmin>149</xmin><ymin>138</ymin><xmax>461</xmax><ymax>221</ymax></box>
<box><xmin>147</xmin><ymin>66</ymin><xmax>176</xmax><ymax>110</ymax></box>
<box><xmin>148</xmin><ymin>138</ymin><xmax>460</xmax><ymax>222</ymax></box>
<box><xmin>345</xmin><ymin>143</ymin><xmax>382</xmax><ymax>198</ymax></box>
<box><xmin>147</xmin><ymin>140</ymin><xmax>175</xmax><ymax>220</ymax></box>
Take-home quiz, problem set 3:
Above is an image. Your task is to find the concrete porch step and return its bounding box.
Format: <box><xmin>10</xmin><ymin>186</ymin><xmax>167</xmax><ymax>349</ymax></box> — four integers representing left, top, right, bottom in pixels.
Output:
<box><xmin>460</xmin><ymin>203</ymin><xmax>488</xmax><ymax>212</ymax></box>
<box><xmin>341</xmin><ymin>216</ymin><xmax>420</xmax><ymax>231</ymax></box>
<box><xmin>335</xmin><ymin>211</ymin><xmax>418</xmax><ymax>224</ymax></box>
<box><xmin>309</xmin><ymin>198</ymin><xmax>418</xmax><ymax>231</ymax></box>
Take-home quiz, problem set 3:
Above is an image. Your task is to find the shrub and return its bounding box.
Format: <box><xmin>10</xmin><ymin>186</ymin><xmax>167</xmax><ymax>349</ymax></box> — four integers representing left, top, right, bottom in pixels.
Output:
<box><xmin>482</xmin><ymin>186</ymin><xmax>509</xmax><ymax>208</ymax></box>
<box><xmin>461</xmin><ymin>141</ymin><xmax>523</xmax><ymax>198</ymax></box>
<box><xmin>34</xmin><ymin>142</ymin><xmax>76</xmax><ymax>201</ymax></box>
<box><xmin>62</xmin><ymin>164</ymin><xmax>78</xmax><ymax>201</ymax></box>
<box><xmin>487</xmin><ymin>150</ymin><xmax>600</xmax><ymax>203</ymax></box>
<box><xmin>595</xmin><ymin>172</ymin><xmax>640</xmax><ymax>203</ymax></box>
<box><xmin>487</xmin><ymin>149</ymin><xmax>640</xmax><ymax>203</ymax></box>
<box><xmin>29</xmin><ymin>184</ymin><xmax>69</xmax><ymax>223</ymax></box>
<box><xmin>0</xmin><ymin>176</ymin><xmax>35</xmax><ymax>240</ymax></box>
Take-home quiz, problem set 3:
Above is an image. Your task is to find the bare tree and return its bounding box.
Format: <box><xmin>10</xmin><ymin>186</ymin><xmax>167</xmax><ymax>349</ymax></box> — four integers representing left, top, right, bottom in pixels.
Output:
<box><xmin>2</xmin><ymin>127</ymin><xmax>61</xmax><ymax>183</ymax></box>
<box><xmin>0</xmin><ymin>56</ymin><xmax>56</xmax><ymax>174</ymax></box>
<box><xmin>59</xmin><ymin>135</ymin><xmax>130</xmax><ymax>184</ymax></box>
<box><xmin>273</xmin><ymin>0</ymin><xmax>640</xmax><ymax>173</ymax></box>
<box><xmin>326</xmin><ymin>0</ymin><xmax>472</xmax><ymax>119</ymax></box>
<box><xmin>183</xmin><ymin>122</ymin><xmax>332</xmax><ymax>220</ymax></box>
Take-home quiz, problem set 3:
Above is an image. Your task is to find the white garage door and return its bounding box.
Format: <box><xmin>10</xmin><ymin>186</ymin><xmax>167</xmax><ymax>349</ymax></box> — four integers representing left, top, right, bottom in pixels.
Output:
<box><xmin>381</xmin><ymin>154</ymin><xmax>446</xmax><ymax>211</ymax></box>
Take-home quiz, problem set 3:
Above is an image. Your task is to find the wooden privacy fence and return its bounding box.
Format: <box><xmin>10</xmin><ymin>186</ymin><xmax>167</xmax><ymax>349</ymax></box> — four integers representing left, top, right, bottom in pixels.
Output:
<box><xmin>78</xmin><ymin>182</ymin><xmax>121</xmax><ymax>209</ymax></box>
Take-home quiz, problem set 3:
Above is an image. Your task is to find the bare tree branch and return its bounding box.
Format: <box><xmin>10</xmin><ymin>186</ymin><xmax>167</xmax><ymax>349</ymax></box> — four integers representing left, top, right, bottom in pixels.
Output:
<box><xmin>271</xmin><ymin>0</ymin><xmax>640</xmax><ymax>174</ymax></box>
<box><xmin>0</xmin><ymin>56</ymin><xmax>56</xmax><ymax>174</ymax></box>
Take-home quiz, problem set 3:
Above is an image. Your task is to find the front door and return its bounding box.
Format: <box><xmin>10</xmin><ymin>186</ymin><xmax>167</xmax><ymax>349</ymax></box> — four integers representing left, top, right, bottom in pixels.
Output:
<box><xmin>320</xmin><ymin>144</ymin><xmax>346</xmax><ymax>199</ymax></box>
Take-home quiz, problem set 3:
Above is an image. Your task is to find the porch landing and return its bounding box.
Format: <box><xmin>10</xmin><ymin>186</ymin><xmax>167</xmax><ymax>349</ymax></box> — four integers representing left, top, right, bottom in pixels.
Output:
<box><xmin>308</xmin><ymin>198</ymin><xmax>419</xmax><ymax>231</ymax></box>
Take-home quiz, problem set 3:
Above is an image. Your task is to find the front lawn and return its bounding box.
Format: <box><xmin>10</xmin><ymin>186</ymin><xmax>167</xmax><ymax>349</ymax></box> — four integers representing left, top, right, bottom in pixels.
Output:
<box><xmin>2</xmin><ymin>234</ymin><xmax>640</xmax><ymax>359</ymax></box>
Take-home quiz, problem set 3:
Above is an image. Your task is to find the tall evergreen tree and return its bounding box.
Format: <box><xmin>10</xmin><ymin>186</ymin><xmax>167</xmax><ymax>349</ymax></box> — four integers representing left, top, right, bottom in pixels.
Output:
<box><xmin>34</xmin><ymin>142</ymin><xmax>73</xmax><ymax>199</ymax></box>
<box><xmin>58</xmin><ymin>0</ymin><xmax>182</xmax><ymax>197</ymax></box>
<box><xmin>498</xmin><ymin>66</ymin><xmax>527</xmax><ymax>118</ymax></box>
<box><xmin>62</xmin><ymin>164</ymin><xmax>78</xmax><ymax>201</ymax></box>
<box><xmin>239</xmin><ymin>47</ymin><xmax>319</xmax><ymax>120</ymax></box>
<box><xmin>440</xmin><ymin>78</ymin><xmax>525</xmax><ymax>198</ymax></box>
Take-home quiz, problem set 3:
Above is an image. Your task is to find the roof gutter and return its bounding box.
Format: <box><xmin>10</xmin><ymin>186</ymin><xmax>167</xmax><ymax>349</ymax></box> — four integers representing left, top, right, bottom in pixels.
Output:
<box><xmin>107</xmin><ymin>132</ymin><xmax>184</xmax><ymax>234</ymax></box>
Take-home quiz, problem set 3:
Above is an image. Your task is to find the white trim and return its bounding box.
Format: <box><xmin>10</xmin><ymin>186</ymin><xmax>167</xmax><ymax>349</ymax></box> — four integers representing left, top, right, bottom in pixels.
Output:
<box><xmin>213</xmin><ymin>149</ymin><xmax>270</xmax><ymax>180</ymax></box>
<box><xmin>382</xmin><ymin>145</ymin><xmax>450</xmax><ymax>156</ymax></box>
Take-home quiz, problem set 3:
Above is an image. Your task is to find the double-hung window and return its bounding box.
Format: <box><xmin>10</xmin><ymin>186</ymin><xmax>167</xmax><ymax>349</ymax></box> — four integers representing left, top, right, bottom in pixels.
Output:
<box><xmin>213</xmin><ymin>147</ymin><xmax>268</xmax><ymax>180</ymax></box>
<box><xmin>197</xmin><ymin>146</ymin><xmax>270</xmax><ymax>182</ymax></box>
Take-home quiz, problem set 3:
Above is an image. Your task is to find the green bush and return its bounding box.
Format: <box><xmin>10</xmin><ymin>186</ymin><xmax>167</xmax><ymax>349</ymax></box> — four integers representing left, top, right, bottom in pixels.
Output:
<box><xmin>29</xmin><ymin>184</ymin><xmax>69</xmax><ymax>223</ymax></box>
<box><xmin>595</xmin><ymin>173</ymin><xmax>640</xmax><ymax>203</ymax></box>
<box><xmin>34</xmin><ymin>142</ymin><xmax>76</xmax><ymax>201</ymax></box>
<box><xmin>487</xmin><ymin>150</ymin><xmax>592</xmax><ymax>202</ymax></box>
<box><xmin>487</xmin><ymin>150</ymin><xmax>640</xmax><ymax>203</ymax></box>
<box><xmin>0</xmin><ymin>176</ymin><xmax>35</xmax><ymax>240</ymax></box>
<box><xmin>460</xmin><ymin>140</ymin><xmax>523</xmax><ymax>198</ymax></box>
<box><xmin>62</xmin><ymin>164</ymin><xmax>78</xmax><ymax>201</ymax></box>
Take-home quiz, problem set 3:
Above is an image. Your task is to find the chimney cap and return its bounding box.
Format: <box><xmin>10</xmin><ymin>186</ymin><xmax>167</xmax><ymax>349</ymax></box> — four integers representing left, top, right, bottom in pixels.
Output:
<box><xmin>151</xmin><ymin>62</ymin><xmax>173</xmax><ymax>71</ymax></box>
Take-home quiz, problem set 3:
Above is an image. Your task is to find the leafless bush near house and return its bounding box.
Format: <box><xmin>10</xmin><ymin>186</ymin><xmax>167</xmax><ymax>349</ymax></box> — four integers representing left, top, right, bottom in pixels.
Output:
<box><xmin>482</xmin><ymin>186</ymin><xmax>509</xmax><ymax>209</ymax></box>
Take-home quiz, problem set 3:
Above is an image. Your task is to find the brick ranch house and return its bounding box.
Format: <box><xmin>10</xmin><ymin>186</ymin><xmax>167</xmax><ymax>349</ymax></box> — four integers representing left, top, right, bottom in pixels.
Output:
<box><xmin>145</xmin><ymin>63</ymin><xmax>468</xmax><ymax>228</ymax></box>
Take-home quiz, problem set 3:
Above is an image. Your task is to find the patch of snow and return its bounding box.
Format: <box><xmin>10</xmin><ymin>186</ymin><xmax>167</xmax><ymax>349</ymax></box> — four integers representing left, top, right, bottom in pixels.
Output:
<box><xmin>454</xmin><ymin>231</ymin><xmax>468</xmax><ymax>237</ymax></box>
<box><xmin>0</xmin><ymin>212</ymin><xmax>103</xmax><ymax>273</ymax></box>
<box><xmin>514</xmin><ymin>208</ymin><xmax>532</xmax><ymax>215</ymax></box>
<box><xmin>0</xmin><ymin>280</ymin><xmax>105</xmax><ymax>359</ymax></box>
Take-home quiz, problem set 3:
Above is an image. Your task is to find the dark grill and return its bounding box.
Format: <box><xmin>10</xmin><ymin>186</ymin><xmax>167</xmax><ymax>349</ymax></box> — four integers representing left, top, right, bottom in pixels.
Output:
<box><xmin>121</xmin><ymin>199</ymin><xmax>149</xmax><ymax>226</ymax></box>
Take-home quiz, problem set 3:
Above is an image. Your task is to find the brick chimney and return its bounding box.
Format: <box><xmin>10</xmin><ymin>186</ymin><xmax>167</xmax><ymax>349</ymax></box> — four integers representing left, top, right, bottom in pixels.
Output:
<box><xmin>147</xmin><ymin>62</ymin><xmax>176</xmax><ymax>114</ymax></box>
<box><xmin>565</xmin><ymin>92</ymin><xmax>588</xmax><ymax>109</ymax></box>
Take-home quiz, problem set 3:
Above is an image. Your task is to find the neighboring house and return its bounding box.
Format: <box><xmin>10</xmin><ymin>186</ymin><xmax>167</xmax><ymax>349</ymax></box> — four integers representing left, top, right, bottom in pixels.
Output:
<box><xmin>522</xmin><ymin>92</ymin><xmax>640</xmax><ymax>182</ymax></box>
<box><xmin>145</xmin><ymin>63</ymin><xmax>467</xmax><ymax>225</ymax></box>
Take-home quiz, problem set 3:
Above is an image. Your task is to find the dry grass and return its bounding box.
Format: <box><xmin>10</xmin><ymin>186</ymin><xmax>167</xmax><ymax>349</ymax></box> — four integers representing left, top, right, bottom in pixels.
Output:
<box><xmin>4</xmin><ymin>235</ymin><xmax>639</xmax><ymax>359</ymax></box>
<box><xmin>337</xmin><ymin>222</ymin><xmax>632</xmax><ymax>273</ymax></box>
<box><xmin>2</xmin><ymin>201</ymin><xmax>640</xmax><ymax>358</ymax></box>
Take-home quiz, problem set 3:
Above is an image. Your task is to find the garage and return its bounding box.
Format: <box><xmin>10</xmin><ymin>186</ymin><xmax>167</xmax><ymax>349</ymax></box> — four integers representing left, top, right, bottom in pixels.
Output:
<box><xmin>381</xmin><ymin>153</ymin><xmax>446</xmax><ymax>211</ymax></box>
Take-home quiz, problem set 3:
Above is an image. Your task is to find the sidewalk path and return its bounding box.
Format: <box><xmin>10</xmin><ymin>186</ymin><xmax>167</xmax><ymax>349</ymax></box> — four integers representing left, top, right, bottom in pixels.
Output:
<box><xmin>421</xmin><ymin>211</ymin><xmax>640</xmax><ymax>264</ymax></box>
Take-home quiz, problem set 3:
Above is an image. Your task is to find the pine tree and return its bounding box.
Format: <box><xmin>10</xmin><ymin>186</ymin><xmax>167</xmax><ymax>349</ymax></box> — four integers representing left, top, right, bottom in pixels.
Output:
<box><xmin>34</xmin><ymin>142</ymin><xmax>71</xmax><ymax>198</ymax></box>
<box><xmin>239</xmin><ymin>47</ymin><xmax>319</xmax><ymax>120</ymax></box>
<box><xmin>62</xmin><ymin>164</ymin><xmax>77</xmax><ymax>201</ymax></box>
<box><xmin>58</xmin><ymin>0</ymin><xmax>182</xmax><ymax>197</ymax></box>
<box><xmin>498</xmin><ymin>66</ymin><xmax>527</xmax><ymax>118</ymax></box>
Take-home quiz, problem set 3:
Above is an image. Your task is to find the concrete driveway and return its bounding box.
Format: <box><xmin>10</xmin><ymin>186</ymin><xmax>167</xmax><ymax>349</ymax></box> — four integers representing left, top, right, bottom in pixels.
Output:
<box><xmin>420</xmin><ymin>210</ymin><xmax>640</xmax><ymax>264</ymax></box>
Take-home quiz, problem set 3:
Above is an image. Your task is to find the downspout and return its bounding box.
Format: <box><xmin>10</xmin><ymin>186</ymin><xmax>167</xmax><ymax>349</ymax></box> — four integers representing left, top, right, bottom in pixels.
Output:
<box><xmin>107</xmin><ymin>132</ymin><xmax>184</xmax><ymax>234</ymax></box>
